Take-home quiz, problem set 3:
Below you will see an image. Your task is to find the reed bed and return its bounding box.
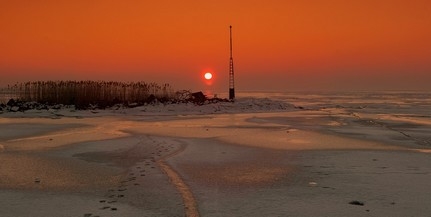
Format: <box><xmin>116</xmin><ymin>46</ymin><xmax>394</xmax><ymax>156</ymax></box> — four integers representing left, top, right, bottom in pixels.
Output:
<box><xmin>3</xmin><ymin>81</ymin><xmax>177</xmax><ymax>109</ymax></box>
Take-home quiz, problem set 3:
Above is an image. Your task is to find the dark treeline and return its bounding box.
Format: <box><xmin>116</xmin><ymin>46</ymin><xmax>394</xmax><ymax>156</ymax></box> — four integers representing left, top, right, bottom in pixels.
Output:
<box><xmin>6</xmin><ymin>81</ymin><xmax>178</xmax><ymax>109</ymax></box>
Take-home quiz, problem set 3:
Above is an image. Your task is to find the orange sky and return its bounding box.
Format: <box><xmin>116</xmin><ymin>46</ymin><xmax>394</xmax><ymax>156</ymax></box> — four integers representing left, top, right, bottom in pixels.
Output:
<box><xmin>1</xmin><ymin>0</ymin><xmax>430</xmax><ymax>92</ymax></box>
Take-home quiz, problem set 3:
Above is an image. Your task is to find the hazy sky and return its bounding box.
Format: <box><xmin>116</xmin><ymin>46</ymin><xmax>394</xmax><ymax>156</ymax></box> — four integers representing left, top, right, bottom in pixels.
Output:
<box><xmin>1</xmin><ymin>0</ymin><xmax>430</xmax><ymax>92</ymax></box>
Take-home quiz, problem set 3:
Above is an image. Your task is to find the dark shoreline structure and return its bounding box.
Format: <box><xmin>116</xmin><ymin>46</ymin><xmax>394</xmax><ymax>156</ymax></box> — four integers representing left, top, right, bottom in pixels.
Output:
<box><xmin>0</xmin><ymin>81</ymin><xmax>229</xmax><ymax>112</ymax></box>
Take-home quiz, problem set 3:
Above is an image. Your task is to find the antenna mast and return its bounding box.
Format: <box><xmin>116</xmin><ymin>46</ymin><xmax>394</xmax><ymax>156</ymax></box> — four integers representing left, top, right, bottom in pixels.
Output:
<box><xmin>229</xmin><ymin>25</ymin><xmax>235</xmax><ymax>100</ymax></box>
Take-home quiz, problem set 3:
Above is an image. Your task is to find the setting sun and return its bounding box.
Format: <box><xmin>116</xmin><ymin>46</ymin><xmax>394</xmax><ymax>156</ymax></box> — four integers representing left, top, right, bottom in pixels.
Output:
<box><xmin>204</xmin><ymin>72</ymin><xmax>213</xmax><ymax>80</ymax></box>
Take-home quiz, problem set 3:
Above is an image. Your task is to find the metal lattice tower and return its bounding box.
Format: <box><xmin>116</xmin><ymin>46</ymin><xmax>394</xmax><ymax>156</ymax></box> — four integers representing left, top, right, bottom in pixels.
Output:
<box><xmin>229</xmin><ymin>25</ymin><xmax>235</xmax><ymax>100</ymax></box>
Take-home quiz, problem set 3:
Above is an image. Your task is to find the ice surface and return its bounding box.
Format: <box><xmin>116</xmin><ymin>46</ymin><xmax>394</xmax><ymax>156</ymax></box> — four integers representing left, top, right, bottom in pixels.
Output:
<box><xmin>1</xmin><ymin>91</ymin><xmax>431</xmax><ymax>216</ymax></box>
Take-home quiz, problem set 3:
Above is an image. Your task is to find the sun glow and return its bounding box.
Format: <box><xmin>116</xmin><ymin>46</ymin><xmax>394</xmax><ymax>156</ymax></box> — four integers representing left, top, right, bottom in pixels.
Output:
<box><xmin>204</xmin><ymin>72</ymin><xmax>213</xmax><ymax>80</ymax></box>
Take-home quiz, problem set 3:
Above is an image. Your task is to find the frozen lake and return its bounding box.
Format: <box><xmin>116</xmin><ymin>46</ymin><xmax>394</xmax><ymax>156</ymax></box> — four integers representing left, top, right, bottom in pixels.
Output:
<box><xmin>1</xmin><ymin>91</ymin><xmax>431</xmax><ymax>216</ymax></box>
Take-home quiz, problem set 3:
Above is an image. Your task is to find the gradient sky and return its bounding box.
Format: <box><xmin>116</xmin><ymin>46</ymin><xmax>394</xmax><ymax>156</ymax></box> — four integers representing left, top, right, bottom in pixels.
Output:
<box><xmin>1</xmin><ymin>0</ymin><xmax>430</xmax><ymax>92</ymax></box>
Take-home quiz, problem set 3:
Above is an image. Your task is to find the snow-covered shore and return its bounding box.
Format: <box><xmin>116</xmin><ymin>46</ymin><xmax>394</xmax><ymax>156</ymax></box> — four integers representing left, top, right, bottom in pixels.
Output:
<box><xmin>0</xmin><ymin>97</ymin><xmax>294</xmax><ymax>118</ymax></box>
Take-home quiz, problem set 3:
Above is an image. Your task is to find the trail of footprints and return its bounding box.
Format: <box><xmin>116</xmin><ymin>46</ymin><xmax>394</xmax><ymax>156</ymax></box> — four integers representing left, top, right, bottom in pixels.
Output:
<box><xmin>83</xmin><ymin>139</ymin><xmax>178</xmax><ymax>217</ymax></box>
